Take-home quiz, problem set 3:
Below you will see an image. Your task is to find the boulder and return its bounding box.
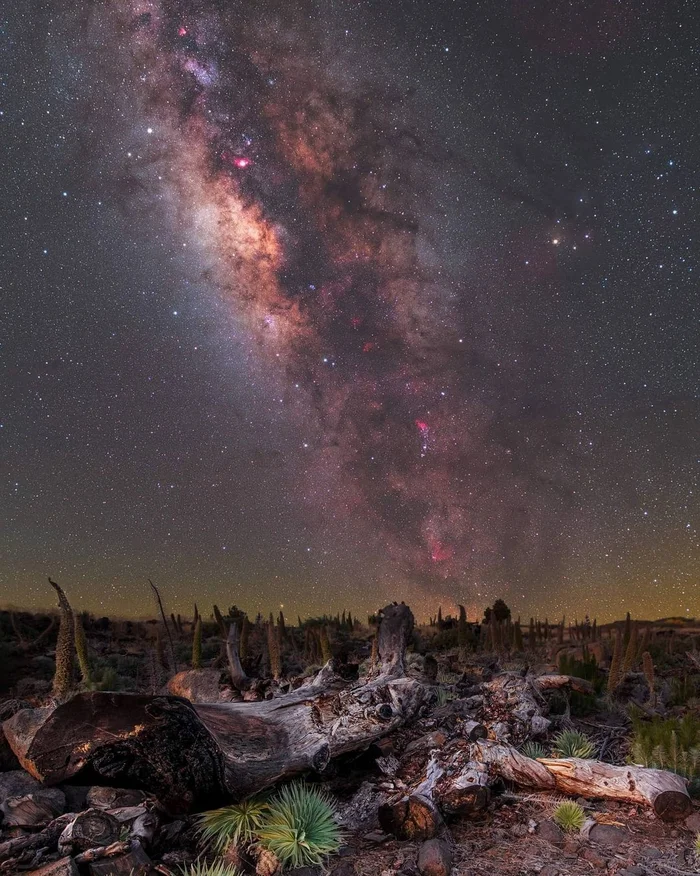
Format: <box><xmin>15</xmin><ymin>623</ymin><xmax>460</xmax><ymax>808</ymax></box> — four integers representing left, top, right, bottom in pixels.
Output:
<box><xmin>418</xmin><ymin>838</ymin><xmax>453</xmax><ymax>876</ymax></box>
<box><xmin>588</xmin><ymin>823</ymin><xmax>627</xmax><ymax>852</ymax></box>
<box><xmin>537</xmin><ymin>819</ymin><xmax>565</xmax><ymax>848</ymax></box>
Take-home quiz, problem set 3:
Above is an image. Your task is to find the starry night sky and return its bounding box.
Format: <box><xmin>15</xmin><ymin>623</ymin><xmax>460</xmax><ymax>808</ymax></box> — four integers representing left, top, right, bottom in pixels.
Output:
<box><xmin>1</xmin><ymin>0</ymin><xmax>698</xmax><ymax>622</ymax></box>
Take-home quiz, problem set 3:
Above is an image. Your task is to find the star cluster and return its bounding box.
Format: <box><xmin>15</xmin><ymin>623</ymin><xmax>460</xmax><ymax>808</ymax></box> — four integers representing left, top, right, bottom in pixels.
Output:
<box><xmin>0</xmin><ymin>0</ymin><xmax>698</xmax><ymax>621</ymax></box>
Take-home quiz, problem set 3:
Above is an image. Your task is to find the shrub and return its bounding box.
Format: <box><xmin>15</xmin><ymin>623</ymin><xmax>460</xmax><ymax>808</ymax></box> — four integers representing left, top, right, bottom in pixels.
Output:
<box><xmin>629</xmin><ymin>713</ymin><xmax>700</xmax><ymax>793</ymax></box>
<box><xmin>552</xmin><ymin>729</ymin><xmax>595</xmax><ymax>759</ymax></box>
<box><xmin>178</xmin><ymin>863</ymin><xmax>240</xmax><ymax>876</ymax></box>
<box><xmin>198</xmin><ymin>798</ymin><xmax>270</xmax><ymax>852</ymax></box>
<box><xmin>521</xmin><ymin>741</ymin><xmax>547</xmax><ymax>760</ymax></box>
<box><xmin>257</xmin><ymin>783</ymin><xmax>342</xmax><ymax>868</ymax></box>
<box><xmin>552</xmin><ymin>800</ymin><xmax>586</xmax><ymax>832</ymax></box>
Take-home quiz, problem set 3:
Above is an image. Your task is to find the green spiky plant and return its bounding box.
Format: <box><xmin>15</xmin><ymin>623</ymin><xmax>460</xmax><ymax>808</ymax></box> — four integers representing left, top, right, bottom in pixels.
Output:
<box><xmin>521</xmin><ymin>741</ymin><xmax>547</xmax><ymax>760</ymax></box>
<box><xmin>178</xmin><ymin>863</ymin><xmax>241</xmax><ymax>876</ymax></box>
<box><xmin>257</xmin><ymin>783</ymin><xmax>342</xmax><ymax>868</ymax></box>
<box><xmin>198</xmin><ymin>798</ymin><xmax>270</xmax><ymax>852</ymax></box>
<box><xmin>694</xmin><ymin>833</ymin><xmax>700</xmax><ymax>858</ymax></box>
<box><xmin>552</xmin><ymin>729</ymin><xmax>596</xmax><ymax>759</ymax></box>
<box><xmin>192</xmin><ymin>616</ymin><xmax>203</xmax><ymax>670</ymax></box>
<box><xmin>629</xmin><ymin>713</ymin><xmax>700</xmax><ymax>792</ymax></box>
<box><xmin>552</xmin><ymin>800</ymin><xmax>586</xmax><ymax>832</ymax></box>
<box><xmin>319</xmin><ymin>626</ymin><xmax>332</xmax><ymax>664</ymax></box>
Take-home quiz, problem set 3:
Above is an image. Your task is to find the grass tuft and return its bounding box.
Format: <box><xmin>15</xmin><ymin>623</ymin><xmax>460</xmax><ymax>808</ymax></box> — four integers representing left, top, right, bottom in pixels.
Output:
<box><xmin>552</xmin><ymin>729</ymin><xmax>596</xmax><ymax>759</ymax></box>
<box><xmin>521</xmin><ymin>741</ymin><xmax>547</xmax><ymax>760</ymax></box>
<box><xmin>198</xmin><ymin>798</ymin><xmax>270</xmax><ymax>852</ymax></box>
<box><xmin>178</xmin><ymin>862</ymin><xmax>241</xmax><ymax>876</ymax></box>
<box><xmin>552</xmin><ymin>800</ymin><xmax>586</xmax><ymax>832</ymax></box>
<box><xmin>257</xmin><ymin>783</ymin><xmax>342</xmax><ymax>868</ymax></box>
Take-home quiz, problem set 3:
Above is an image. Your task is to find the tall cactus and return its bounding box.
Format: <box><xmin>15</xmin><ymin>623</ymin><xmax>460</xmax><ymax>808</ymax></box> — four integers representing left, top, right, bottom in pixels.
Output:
<box><xmin>192</xmin><ymin>616</ymin><xmax>202</xmax><ymax>669</ymax></box>
<box><xmin>319</xmin><ymin>625</ymin><xmax>332</xmax><ymax>664</ymax></box>
<box><xmin>267</xmin><ymin>613</ymin><xmax>281</xmax><ymax>679</ymax></box>
<box><xmin>608</xmin><ymin>629</ymin><xmax>622</xmax><ymax>694</ymax></box>
<box><xmin>49</xmin><ymin>578</ymin><xmax>75</xmax><ymax>700</ymax></box>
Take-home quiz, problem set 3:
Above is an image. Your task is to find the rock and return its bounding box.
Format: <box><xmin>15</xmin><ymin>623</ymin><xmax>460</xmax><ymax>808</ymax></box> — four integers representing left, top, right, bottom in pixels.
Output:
<box><xmin>640</xmin><ymin>847</ymin><xmax>663</xmax><ymax>860</ymax></box>
<box><xmin>166</xmin><ymin>668</ymin><xmax>222</xmax><ymax>703</ymax></box>
<box><xmin>287</xmin><ymin>869</ymin><xmax>322</xmax><ymax>876</ymax></box>
<box><xmin>581</xmin><ymin>848</ymin><xmax>607</xmax><ymax>868</ymax></box>
<box><xmin>685</xmin><ymin>812</ymin><xmax>700</xmax><ymax>832</ymax></box>
<box><xmin>510</xmin><ymin>823</ymin><xmax>528</xmax><ymax>837</ymax></box>
<box><xmin>26</xmin><ymin>858</ymin><xmax>79</xmax><ymax>876</ymax></box>
<box><xmin>417</xmin><ymin>838</ymin><xmax>453</xmax><ymax>876</ymax></box>
<box><xmin>537</xmin><ymin>819</ymin><xmax>565</xmax><ymax>848</ymax></box>
<box><xmin>539</xmin><ymin>866</ymin><xmax>560</xmax><ymax>876</ymax></box>
<box><xmin>86</xmin><ymin>786</ymin><xmax>147</xmax><ymax>809</ymax></box>
<box><xmin>622</xmin><ymin>867</ymin><xmax>644</xmax><ymax>876</ymax></box>
<box><xmin>363</xmin><ymin>831</ymin><xmax>390</xmax><ymax>843</ymax></box>
<box><xmin>61</xmin><ymin>785</ymin><xmax>90</xmax><ymax>812</ymax></box>
<box><xmin>588</xmin><ymin>823</ymin><xmax>626</xmax><ymax>852</ymax></box>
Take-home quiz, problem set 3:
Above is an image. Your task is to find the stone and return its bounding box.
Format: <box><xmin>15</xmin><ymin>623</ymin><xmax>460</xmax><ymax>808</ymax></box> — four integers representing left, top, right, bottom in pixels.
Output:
<box><xmin>588</xmin><ymin>823</ymin><xmax>626</xmax><ymax>852</ymax></box>
<box><xmin>539</xmin><ymin>866</ymin><xmax>560</xmax><ymax>876</ymax></box>
<box><xmin>640</xmin><ymin>847</ymin><xmax>663</xmax><ymax>860</ymax></box>
<box><xmin>62</xmin><ymin>785</ymin><xmax>90</xmax><ymax>812</ymax></box>
<box><xmin>537</xmin><ymin>819</ymin><xmax>565</xmax><ymax>848</ymax></box>
<box><xmin>417</xmin><ymin>839</ymin><xmax>452</xmax><ymax>876</ymax></box>
<box><xmin>685</xmin><ymin>812</ymin><xmax>700</xmax><ymax>832</ymax></box>
<box><xmin>86</xmin><ymin>787</ymin><xmax>147</xmax><ymax>809</ymax></box>
<box><xmin>363</xmin><ymin>831</ymin><xmax>390</xmax><ymax>843</ymax></box>
<box><xmin>581</xmin><ymin>848</ymin><xmax>607</xmax><ymax>868</ymax></box>
<box><xmin>166</xmin><ymin>668</ymin><xmax>222</xmax><ymax>703</ymax></box>
<box><xmin>26</xmin><ymin>858</ymin><xmax>78</xmax><ymax>876</ymax></box>
<box><xmin>510</xmin><ymin>822</ymin><xmax>528</xmax><ymax>837</ymax></box>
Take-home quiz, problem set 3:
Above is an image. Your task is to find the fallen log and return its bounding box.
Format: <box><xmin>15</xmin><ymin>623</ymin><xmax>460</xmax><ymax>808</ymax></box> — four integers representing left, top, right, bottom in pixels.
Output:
<box><xmin>3</xmin><ymin>604</ymin><xmax>427</xmax><ymax>812</ymax></box>
<box><xmin>472</xmin><ymin>741</ymin><xmax>691</xmax><ymax>821</ymax></box>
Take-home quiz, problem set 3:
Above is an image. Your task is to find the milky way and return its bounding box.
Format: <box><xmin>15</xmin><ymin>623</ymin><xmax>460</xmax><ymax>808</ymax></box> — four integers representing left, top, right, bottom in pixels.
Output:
<box><xmin>2</xmin><ymin>0</ymin><xmax>698</xmax><ymax>620</ymax></box>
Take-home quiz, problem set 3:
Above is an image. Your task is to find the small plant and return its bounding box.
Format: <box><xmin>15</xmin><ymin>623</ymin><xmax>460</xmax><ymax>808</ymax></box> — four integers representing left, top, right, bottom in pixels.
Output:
<box><xmin>629</xmin><ymin>713</ymin><xmax>700</xmax><ymax>792</ymax></box>
<box><xmin>694</xmin><ymin>832</ymin><xmax>700</xmax><ymax>858</ymax></box>
<box><xmin>552</xmin><ymin>729</ymin><xmax>595</xmax><ymax>759</ymax></box>
<box><xmin>552</xmin><ymin>800</ymin><xmax>586</xmax><ymax>832</ymax></box>
<box><xmin>521</xmin><ymin>741</ymin><xmax>547</xmax><ymax>760</ymax></box>
<box><xmin>198</xmin><ymin>798</ymin><xmax>270</xmax><ymax>852</ymax></box>
<box><xmin>178</xmin><ymin>862</ymin><xmax>241</xmax><ymax>876</ymax></box>
<box><xmin>257</xmin><ymin>783</ymin><xmax>342</xmax><ymax>868</ymax></box>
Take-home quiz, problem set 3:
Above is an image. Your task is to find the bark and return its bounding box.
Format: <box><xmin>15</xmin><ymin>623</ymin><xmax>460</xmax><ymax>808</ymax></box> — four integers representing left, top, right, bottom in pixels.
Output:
<box><xmin>3</xmin><ymin>604</ymin><xmax>425</xmax><ymax>812</ymax></box>
<box><xmin>226</xmin><ymin>621</ymin><xmax>248</xmax><ymax>690</ymax></box>
<box><xmin>472</xmin><ymin>740</ymin><xmax>691</xmax><ymax>820</ymax></box>
<box><xmin>0</xmin><ymin>813</ymin><xmax>75</xmax><ymax>863</ymax></box>
<box><xmin>58</xmin><ymin>808</ymin><xmax>120</xmax><ymax>853</ymax></box>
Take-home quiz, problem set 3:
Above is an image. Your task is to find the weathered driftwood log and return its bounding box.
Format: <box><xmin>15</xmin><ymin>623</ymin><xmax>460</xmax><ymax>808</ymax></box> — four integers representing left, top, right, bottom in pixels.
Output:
<box><xmin>478</xmin><ymin>673</ymin><xmax>594</xmax><ymax>741</ymax></box>
<box><xmin>3</xmin><ymin>604</ymin><xmax>426</xmax><ymax>813</ymax></box>
<box><xmin>0</xmin><ymin>812</ymin><xmax>75</xmax><ymax>863</ymax></box>
<box><xmin>472</xmin><ymin>741</ymin><xmax>691</xmax><ymax>821</ymax></box>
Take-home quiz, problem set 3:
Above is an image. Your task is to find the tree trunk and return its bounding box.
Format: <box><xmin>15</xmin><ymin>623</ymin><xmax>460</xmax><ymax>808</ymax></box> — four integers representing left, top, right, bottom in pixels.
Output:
<box><xmin>3</xmin><ymin>605</ymin><xmax>425</xmax><ymax>813</ymax></box>
<box><xmin>472</xmin><ymin>741</ymin><xmax>691</xmax><ymax>820</ymax></box>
